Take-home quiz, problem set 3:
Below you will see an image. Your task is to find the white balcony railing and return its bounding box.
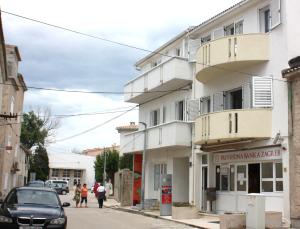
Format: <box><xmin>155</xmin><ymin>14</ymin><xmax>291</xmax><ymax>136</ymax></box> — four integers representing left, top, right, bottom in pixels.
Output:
<box><xmin>124</xmin><ymin>57</ymin><xmax>192</xmax><ymax>104</ymax></box>
<box><xmin>121</xmin><ymin>121</ymin><xmax>192</xmax><ymax>154</ymax></box>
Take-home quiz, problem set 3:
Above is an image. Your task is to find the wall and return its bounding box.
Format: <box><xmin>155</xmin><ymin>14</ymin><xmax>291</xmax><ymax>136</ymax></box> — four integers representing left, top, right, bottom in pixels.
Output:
<box><xmin>173</xmin><ymin>157</ymin><xmax>189</xmax><ymax>203</ymax></box>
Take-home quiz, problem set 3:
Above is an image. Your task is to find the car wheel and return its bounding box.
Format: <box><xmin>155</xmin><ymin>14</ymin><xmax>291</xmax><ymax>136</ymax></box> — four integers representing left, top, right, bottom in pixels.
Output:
<box><xmin>62</xmin><ymin>190</ymin><xmax>66</xmax><ymax>195</ymax></box>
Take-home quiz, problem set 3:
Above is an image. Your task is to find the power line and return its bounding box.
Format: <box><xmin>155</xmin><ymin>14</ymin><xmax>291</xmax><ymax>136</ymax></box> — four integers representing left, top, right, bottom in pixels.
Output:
<box><xmin>1</xmin><ymin>10</ymin><xmax>288</xmax><ymax>83</ymax></box>
<box><xmin>0</xmin><ymin>81</ymin><xmax>190</xmax><ymax>94</ymax></box>
<box><xmin>55</xmin><ymin>105</ymin><xmax>138</xmax><ymax>142</ymax></box>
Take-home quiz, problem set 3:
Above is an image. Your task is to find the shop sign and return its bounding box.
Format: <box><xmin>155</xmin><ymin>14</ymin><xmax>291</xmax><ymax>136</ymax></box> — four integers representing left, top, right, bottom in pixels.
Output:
<box><xmin>214</xmin><ymin>148</ymin><xmax>282</xmax><ymax>163</ymax></box>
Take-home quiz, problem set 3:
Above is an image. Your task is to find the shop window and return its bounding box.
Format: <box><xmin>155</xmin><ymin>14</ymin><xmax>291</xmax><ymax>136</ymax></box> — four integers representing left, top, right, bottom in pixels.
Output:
<box><xmin>154</xmin><ymin>163</ymin><xmax>167</xmax><ymax>191</ymax></box>
<box><xmin>52</xmin><ymin>169</ymin><xmax>59</xmax><ymax>177</ymax></box>
<box><xmin>237</xmin><ymin>165</ymin><xmax>247</xmax><ymax>191</ymax></box>
<box><xmin>261</xmin><ymin>162</ymin><xmax>273</xmax><ymax>192</ymax></box>
<box><xmin>221</xmin><ymin>166</ymin><xmax>229</xmax><ymax>191</ymax></box>
<box><xmin>202</xmin><ymin>155</ymin><xmax>208</xmax><ymax>165</ymax></box>
<box><xmin>230</xmin><ymin>165</ymin><xmax>235</xmax><ymax>191</ymax></box>
<box><xmin>216</xmin><ymin>166</ymin><xmax>220</xmax><ymax>191</ymax></box>
<box><xmin>275</xmin><ymin>162</ymin><xmax>283</xmax><ymax>191</ymax></box>
<box><xmin>63</xmin><ymin>169</ymin><xmax>70</xmax><ymax>177</ymax></box>
<box><xmin>74</xmin><ymin>170</ymin><xmax>81</xmax><ymax>178</ymax></box>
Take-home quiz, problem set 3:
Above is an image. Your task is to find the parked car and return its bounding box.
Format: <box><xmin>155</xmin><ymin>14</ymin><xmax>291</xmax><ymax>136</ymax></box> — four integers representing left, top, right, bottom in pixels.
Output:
<box><xmin>45</xmin><ymin>180</ymin><xmax>68</xmax><ymax>188</ymax></box>
<box><xmin>50</xmin><ymin>183</ymin><xmax>69</xmax><ymax>195</ymax></box>
<box><xmin>0</xmin><ymin>186</ymin><xmax>69</xmax><ymax>229</ymax></box>
<box><xmin>25</xmin><ymin>180</ymin><xmax>45</xmax><ymax>187</ymax></box>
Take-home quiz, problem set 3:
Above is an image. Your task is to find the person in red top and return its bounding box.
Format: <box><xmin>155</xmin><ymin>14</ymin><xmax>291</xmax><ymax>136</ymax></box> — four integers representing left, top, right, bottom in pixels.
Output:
<box><xmin>93</xmin><ymin>181</ymin><xmax>99</xmax><ymax>198</ymax></box>
<box><xmin>80</xmin><ymin>183</ymin><xmax>88</xmax><ymax>208</ymax></box>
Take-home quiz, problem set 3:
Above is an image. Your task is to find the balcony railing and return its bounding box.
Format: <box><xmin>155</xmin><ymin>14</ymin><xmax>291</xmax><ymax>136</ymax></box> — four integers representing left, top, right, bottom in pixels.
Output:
<box><xmin>121</xmin><ymin>121</ymin><xmax>192</xmax><ymax>154</ymax></box>
<box><xmin>196</xmin><ymin>33</ymin><xmax>269</xmax><ymax>83</ymax></box>
<box><xmin>195</xmin><ymin>108</ymin><xmax>272</xmax><ymax>145</ymax></box>
<box><xmin>124</xmin><ymin>57</ymin><xmax>192</xmax><ymax>104</ymax></box>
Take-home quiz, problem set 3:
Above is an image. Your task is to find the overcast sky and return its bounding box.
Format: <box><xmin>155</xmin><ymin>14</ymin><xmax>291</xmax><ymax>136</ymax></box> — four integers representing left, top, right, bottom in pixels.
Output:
<box><xmin>1</xmin><ymin>0</ymin><xmax>241</xmax><ymax>153</ymax></box>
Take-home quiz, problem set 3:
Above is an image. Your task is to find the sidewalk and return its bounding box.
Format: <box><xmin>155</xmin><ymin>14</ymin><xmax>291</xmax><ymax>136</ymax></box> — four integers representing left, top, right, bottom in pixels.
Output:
<box><xmin>103</xmin><ymin>199</ymin><xmax>220</xmax><ymax>229</ymax></box>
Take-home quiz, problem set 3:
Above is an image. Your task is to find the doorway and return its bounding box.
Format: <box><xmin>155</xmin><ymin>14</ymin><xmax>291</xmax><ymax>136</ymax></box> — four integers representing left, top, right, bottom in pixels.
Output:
<box><xmin>202</xmin><ymin>167</ymin><xmax>208</xmax><ymax>210</ymax></box>
<box><xmin>248</xmin><ymin>163</ymin><xmax>260</xmax><ymax>193</ymax></box>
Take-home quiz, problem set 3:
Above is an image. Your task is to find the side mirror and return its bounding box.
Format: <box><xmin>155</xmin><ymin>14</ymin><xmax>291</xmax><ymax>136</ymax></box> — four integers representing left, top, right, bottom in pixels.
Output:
<box><xmin>62</xmin><ymin>202</ymin><xmax>70</xmax><ymax>207</ymax></box>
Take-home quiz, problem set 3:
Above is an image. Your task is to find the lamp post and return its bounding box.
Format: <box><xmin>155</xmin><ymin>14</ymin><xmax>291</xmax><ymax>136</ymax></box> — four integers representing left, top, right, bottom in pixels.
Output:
<box><xmin>139</xmin><ymin>122</ymin><xmax>147</xmax><ymax>210</ymax></box>
<box><xmin>103</xmin><ymin>147</ymin><xmax>107</xmax><ymax>184</ymax></box>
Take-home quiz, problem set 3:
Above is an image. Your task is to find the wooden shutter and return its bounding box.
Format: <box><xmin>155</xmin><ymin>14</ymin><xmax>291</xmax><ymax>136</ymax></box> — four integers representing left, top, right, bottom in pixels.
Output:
<box><xmin>213</xmin><ymin>92</ymin><xmax>224</xmax><ymax>112</ymax></box>
<box><xmin>271</xmin><ymin>0</ymin><xmax>281</xmax><ymax>30</ymax></box>
<box><xmin>252</xmin><ymin>76</ymin><xmax>273</xmax><ymax>108</ymax></box>
<box><xmin>242</xmin><ymin>83</ymin><xmax>252</xmax><ymax>109</ymax></box>
<box><xmin>187</xmin><ymin>99</ymin><xmax>200</xmax><ymax>121</ymax></box>
<box><xmin>189</xmin><ymin>38</ymin><xmax>202</xmax><ymax>61</ymax></box>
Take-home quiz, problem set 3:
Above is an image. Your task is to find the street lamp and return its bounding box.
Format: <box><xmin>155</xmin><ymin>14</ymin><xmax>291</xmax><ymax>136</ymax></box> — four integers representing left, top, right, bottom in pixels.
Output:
<box><xmin>139</xmin><ymin>122</ymin><xmax>147</xmax><ymax>210</ymax></box>
<box><xmin>103</xmin><ymin>147</ymin><xmax>107</xmax><ymax>184</ymax></box>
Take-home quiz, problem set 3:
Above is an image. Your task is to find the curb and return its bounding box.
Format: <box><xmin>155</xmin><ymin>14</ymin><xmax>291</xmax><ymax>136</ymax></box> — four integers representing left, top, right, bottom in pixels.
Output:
<box><xmin>104</xmin><ymin>205</ymin><xmax>205</xmax><ymax>229</ymax></box>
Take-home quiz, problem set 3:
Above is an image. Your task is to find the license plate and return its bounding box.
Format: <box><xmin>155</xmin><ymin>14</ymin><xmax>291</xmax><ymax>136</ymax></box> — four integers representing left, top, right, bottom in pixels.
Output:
<box><xmin>19</xmin><ymin>227</ymin><xmax>42</xmax><ymax>229</ymax></box>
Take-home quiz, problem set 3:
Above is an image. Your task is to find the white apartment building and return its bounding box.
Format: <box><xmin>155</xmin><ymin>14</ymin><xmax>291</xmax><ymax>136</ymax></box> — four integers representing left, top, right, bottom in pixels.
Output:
<box><xmin>121</xmin><ymin>0</ymin><xmax>300</xmax><ymax>225</ymax></box>
<box><xmin>122</xmin><ymin>30</ymin><xmax>194</xmax><ymax>204</ymax></box>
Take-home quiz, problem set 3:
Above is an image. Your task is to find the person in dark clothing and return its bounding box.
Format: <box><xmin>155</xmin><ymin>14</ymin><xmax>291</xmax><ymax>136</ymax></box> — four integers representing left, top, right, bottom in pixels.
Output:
<box><xmin>97</xmin><ymin>183</ymin><xmax>106</xmax><ymax>208</ymax></box>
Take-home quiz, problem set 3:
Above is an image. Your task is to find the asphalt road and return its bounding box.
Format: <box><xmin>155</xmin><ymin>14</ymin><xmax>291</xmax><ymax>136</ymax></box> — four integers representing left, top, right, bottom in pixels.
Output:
<box><xmin>59</xmin><ymin>193</ymin><xmax>196</xmax><ymax>229</ymax></box>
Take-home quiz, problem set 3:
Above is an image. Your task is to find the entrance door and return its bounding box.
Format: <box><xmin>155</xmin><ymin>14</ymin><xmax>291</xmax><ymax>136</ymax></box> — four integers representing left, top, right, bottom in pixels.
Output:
<box><xmin>248</xmin><ymin>163</ymin><xmax>260</xmax><ymax>193</ymax></box>
<box><xmin>202</xmin><ymin>167</ymin><xmax>208</xmax><ymax>210</ymax></box>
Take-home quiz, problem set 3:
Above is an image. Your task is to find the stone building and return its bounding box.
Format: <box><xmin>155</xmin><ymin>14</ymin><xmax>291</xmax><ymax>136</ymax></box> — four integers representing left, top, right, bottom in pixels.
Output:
<box><xmin>0</xmin><ymin>13</ymin><xmax>28</xmax><ymax>199</ymax></box>
<box><xmin>282</xmin><ymin>56</ymin><xmax>300</xmax><ymax>227</ymax></box>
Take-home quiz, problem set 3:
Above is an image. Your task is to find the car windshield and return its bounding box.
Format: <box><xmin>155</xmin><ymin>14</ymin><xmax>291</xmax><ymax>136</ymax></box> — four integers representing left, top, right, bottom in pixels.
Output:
<box><xmin>8</xmin><ymin>190</ymin><xmax>60</xmax><ymax>206</ymax></box>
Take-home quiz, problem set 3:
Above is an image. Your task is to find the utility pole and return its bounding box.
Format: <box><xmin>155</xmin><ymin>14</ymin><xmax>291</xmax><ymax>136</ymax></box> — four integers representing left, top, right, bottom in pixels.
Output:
<box><xmin>103</xmin><ymin>147</ymin><xmax>107</xmax><ymax>185</ymax></box>
<box><xmin>139</xmin><ymin>122</ymin><xmax>147</xmax><ymax>210</ymax></box>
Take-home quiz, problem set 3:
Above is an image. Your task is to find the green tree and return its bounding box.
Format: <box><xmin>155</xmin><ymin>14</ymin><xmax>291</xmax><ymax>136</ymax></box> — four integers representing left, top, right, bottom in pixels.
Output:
<box><xmin>94</xmin><ymin>149</ymin><xmax>119</xmax><ymax>183</ymax></box>
<box><xmin>29</xmin><ymin>145</ymin><xmax>49</xmax><ymax>181</ymax></box>
<box><xmin>119</xmin><ymin>154</ymin><xmax>133</xmax><ymax>170</ymax></box>
<box><xmin>21</xmin><ymin>109</ymin><xmax>59</xmax><ymax>181</ymax></box>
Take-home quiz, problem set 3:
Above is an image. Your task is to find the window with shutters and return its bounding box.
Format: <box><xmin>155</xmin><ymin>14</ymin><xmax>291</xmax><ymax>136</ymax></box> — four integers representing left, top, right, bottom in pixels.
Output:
<box><xmin>200</xmin><ymin>97</ymin><xmax>211</xmax><ymax>114</ymax></box>
<box><xmin>187</xmin><ymin>99</ymin><xmax>200</xmax><ymax>121</ymax></box>
<box><xmin>175</xmin><ymin>100</ymin><xmax>185</xmax><ymax>121</ymax></box>
<box><xmin>259</xmin><ymin>6</ymin><xmax>271</xmax><ymax>33</ymax></box>
<box><xmin>150</xmin><ymin>109</ymin><xmax>160</xmax><ymax>126</ymax></box>
<box><xmin>252</xmin><ymin>76</ymin><xmax>273</xmax><ymax>108</ymax></box>
<box><xmin>270</xmin><ymin>0</ymin><xmax>281</xmax><ymax>30</ymax></box>
<box><xmin>213</xmin><ymin>92</ymin><xmax>224</xmax><ymax>112</ymax></box>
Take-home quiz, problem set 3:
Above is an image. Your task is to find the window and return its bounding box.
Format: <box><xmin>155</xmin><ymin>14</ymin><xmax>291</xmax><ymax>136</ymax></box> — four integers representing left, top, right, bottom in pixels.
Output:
<box><xmin>220</xmin><ymin>166</ymin><xmax>229</xmax><ymax>191</ymax></box>
<box><xmin>200</xmin><ymin>97</ymin><xmax>211</xmax><ymax>114</ymax></box>
<box><xmin>176</xmin><ymin>48</ymin><xmax>181</xmax><ymax>57</ymax></box>
<box><xmin>235</xmin><ymin>20</ymin><xmax>244</xmax><ymax>35</ymax></box>
<box><xmin>216</xmin><ymin>166</ymin><xmax>220</xmax><ymax>191</ymax></box>
<box><xmin>175</xmin><ymin>100</ymin><xmax>185</xmax><ymax>121</ymax></box>
<box><xmin>151</xmin><ymin>59</ymin><xmax>161</xmax><ymax>68</ymax></box>
<box><xmin>224</xmin><ymin>23</ymin><xmax>235</xmax><ymax>36</ymax></box>
<box><xmin>74</xmin><ymin>170</ymin><xmax>81</xmax><ymax>178</ymax></box>
<box><xmin>236</xmin><ymin>165</ymin><xmax>247</xmax><ymax>191</ymax></box>
<box><xmin>150</xmin><ymin>109</ymin><xmax>160</xmax><ymax>126</ymax></box>
<box><xmin>224</xmin><ymin>88</ymin><xmax>243</xmax><ymax>110</ymax></box>
<box><xmin>162</xmin><ymin>106</ymin><xmax>166</xmax><ymax>123</ymax></box>
<box><xmin>261</xmin><ymin>162</ymin><xmax>273</xmax><ymax>192</ymax></box>
<box><xmin>52</xmin><ymin>169</ymin><xmax>59</xmax><ymax>177</ymax></box>
<box><xmin>202</xmin><ymin>154</ymin><xmax>208</xmax><ymax>165</ymax></box>
<box><xmin>201</xmin><ymin>35</ymin><xmax>211</xmax><ymax>45</ymax></box>
<box><xmin>275</xmin><ymin>162</ymin><xmax>283</xmax><ymax>191</ymax></box>
<box><xmin>63</xmin><ymin>169</ymin><xmax>70</xmax><ymax>177</ymax></box>
<box><xmin>10</xmin><ymin>96</ymin><xmax>15</xmax><ymax>114</ymax></box>
<box><xmin>154</xmin><ymin>164</ymin><xmax>167</xmax><ymax>191</ymax></box>
<box><xmin>230</xmin><ymin>165</ymin><xmax>235</xmax><ymax>191</ymax></box>
<box><xmin>260</xmin><ymin>6</ymin><xmax>271</xmax><ymax>33</ymax></box>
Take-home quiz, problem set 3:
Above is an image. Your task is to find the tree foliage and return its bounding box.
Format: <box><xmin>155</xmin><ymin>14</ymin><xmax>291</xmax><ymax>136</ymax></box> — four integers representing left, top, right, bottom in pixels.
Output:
<box><xmin>21</xmin><ymin>109</ymin><xmax>60</xmax><ymax>181</ymax></box>
<box><xmin>119</xmin><ymin>154</ymin><xmax>133</xmax><ymax>170</ymax></box>
<box><xmin>29</xmin><ymin>145</ymin><xmax>49</xmax><ymax>181</ymax></box>
<box><xmin>94</xmin><ymin>149</ymin><xmax>119</xmax><ymax>183</ymax></box>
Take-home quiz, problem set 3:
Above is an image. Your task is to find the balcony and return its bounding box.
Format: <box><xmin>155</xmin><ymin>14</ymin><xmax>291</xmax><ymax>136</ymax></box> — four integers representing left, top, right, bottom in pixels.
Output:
<box><xmin>196</xmin><ymin>34</ymin><xmax>269</xmax><ymax>83</ymax></box>
<box><xmin>121</xmin><ymin>121</ymin><xmax>192</xmax><ymax>154</ymax></box>
<box><xmin>195</xmin><ymin>108</ymin><xmax>272</xmax><ymax>145</ymax></box>
<box><xmin>124</xmin><ymin>57</ymin><xmax>192</xmax><ymax>104</ymax></box>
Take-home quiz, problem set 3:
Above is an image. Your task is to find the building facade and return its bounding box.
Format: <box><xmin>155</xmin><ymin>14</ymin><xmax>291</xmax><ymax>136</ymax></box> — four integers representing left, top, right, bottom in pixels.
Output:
<box><xmin>48</xmin><ymin>153</ymin><xmax>96</xmax><ymax>189</ymax></box>
<box><xmin>120</xmin><ymin>0</ymin><xmax>300</xmax><ymax>225</ymax></box>
<box><xmin>0</xmin><ymin>43</ymin><xmax>27</xmax><ymax>199</ymax></box>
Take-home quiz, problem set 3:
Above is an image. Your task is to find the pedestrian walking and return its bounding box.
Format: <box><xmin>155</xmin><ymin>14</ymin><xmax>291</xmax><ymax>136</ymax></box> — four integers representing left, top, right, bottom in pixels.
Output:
<box><xmin>73</xmin><ymin>184</ymin><xmax>81</xmax><ymax>208</ymax></box>
<box><xmin>105</xmin><ymin>179</ymin><xmax>113</xmax><ymax>200</ymax></box>
<box><xmin>93</xmin><ymin>181</ymin><xmax>99</xmax><ymax>198</ymax></box>
<box><xmin>97</xmin><ymin>183</ymin><xmax>106</xmax><ymax>208</ymax></box>
<box><xmin>80</xmin><ymin>183</ymin><xmax>88</xmax><ymax>208</ymax></box>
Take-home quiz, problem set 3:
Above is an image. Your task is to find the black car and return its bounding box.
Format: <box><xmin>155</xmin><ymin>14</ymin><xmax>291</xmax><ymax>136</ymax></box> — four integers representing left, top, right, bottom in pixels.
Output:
<box><xmin>0</xmin><ymin>187</ymin><xmax>70</xmax><ymax>229</ymax></box>
<box><xmin>50</xmin><ymin>183</ymin><xmax>69</xmax><ymax>195</ymax></box>
<box><xmin>26</xmin><ymin>180</ymin><xmax>45</xmax><ymax>188</ymax></box>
